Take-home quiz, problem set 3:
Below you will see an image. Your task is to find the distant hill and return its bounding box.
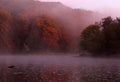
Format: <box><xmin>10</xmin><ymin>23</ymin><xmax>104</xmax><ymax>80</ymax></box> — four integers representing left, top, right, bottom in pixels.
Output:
<box><xmin>0</xmin><ymin>0</ymin><xmax>105</xmax><ymax>53</ymax></box>
<box><xmin>0</xmin><ymin>0</ymin><xmax>104</xmax><ymax>36</ymax></box>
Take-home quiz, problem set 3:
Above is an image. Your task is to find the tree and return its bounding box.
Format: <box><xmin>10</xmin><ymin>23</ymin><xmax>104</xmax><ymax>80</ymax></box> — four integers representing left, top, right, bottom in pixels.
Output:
<box><xmin>80</xmin><ymin>17</ymin><xmax>120</xmax><ymax>56</ymax></box>
<box><xmin>11</xmin><ymin>17</ymin><xmax>31</xmax><ymax>52</ymax></box>
<box><xmin>27</xmin><ymin>15</ymin><xmax>71</xmax><ymax>52</ymax></box>
<box><xmin>80</xmin><ymin>25</ymin><xmax>105</xmax><ymax>54</ymax></box>
<box><xmin>0</xmin><ymin>9</ymin><xmax>12</xmax><ymax>23</ymax></box>
<box><xmin>102</xmin><ymin>19</ymin><xmax>120</xmax><ymax>54</ymax></box>
<box><xmin>0</xmin><ymin>9</ymin><xmax>13</xmax><ymax>52</ymax></box>
<box><xmin>101</xmin><ymin>16</ymin><xmax>113</xmax><ymax>29</ymax></box>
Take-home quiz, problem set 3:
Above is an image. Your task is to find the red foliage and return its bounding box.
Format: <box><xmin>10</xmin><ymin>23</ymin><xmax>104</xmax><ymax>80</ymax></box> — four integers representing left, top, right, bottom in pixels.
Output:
<box><xmin>0</xmin><ymin>0</ymin><xmax>72</xmax><ymax>53</ymax></box>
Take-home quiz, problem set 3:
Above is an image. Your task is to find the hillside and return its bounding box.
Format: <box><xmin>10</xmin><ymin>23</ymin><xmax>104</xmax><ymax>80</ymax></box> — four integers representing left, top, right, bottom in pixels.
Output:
<box><xmin>0</xmin><ymin>0</ymin><xmax>104</xmax><ymax>53</ymax></box>
<box><xmin>0</xmin><ymin>0</ymin><xmax>104</xmax><ymax>35</ymax></box>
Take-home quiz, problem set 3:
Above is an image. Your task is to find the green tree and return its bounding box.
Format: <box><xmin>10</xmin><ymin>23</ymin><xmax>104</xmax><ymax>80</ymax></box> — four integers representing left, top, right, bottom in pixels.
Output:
<box><xmin>102</xmin><ymin>19</ymin><xmax>120</xmax><ymax>54</ymax></box>
<box><xmin>80</xmin><ymin>25</ymin><xmax>105</xmax><ymax>54</ymax></box>
<box><xmin>101</xmin><ymin>16</ymin><xmax>113</xmax><ymax>29</ymax></box>
<box><xmin>80</xmin><ymin>17</ymin><xmax>120</xmax><ymax>56</ymax></box>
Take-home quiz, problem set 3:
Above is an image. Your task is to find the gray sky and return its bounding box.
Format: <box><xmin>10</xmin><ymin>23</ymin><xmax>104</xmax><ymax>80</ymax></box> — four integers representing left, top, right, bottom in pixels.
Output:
<box><xmin>40</xmin><ymin>0</ymin><xmax>120</xmax><ymax>11</ymax></box>
<box><xmin>40</xmin><ymin>0</ymin><xmax>120</xmax><ymax>17</ymax></box>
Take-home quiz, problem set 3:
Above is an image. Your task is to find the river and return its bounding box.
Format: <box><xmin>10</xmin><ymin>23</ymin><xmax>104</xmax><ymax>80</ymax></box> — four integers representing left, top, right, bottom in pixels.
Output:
<box><xmin>0</xmin><ymin>55</ymin><xmax>119</xmax><ymax>82</ymax></box>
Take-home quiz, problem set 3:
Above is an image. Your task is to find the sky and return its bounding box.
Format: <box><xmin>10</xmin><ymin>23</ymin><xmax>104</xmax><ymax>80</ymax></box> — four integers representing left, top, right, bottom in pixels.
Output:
<box><xmin>40</xmin><ymin>0</ymin><xmax>120</xmax><ymax>11</ymax></box>
<box><xmin>40</xmin><ymin>0</ymin><xmax>120</xmax><ymax>17</ymax></box>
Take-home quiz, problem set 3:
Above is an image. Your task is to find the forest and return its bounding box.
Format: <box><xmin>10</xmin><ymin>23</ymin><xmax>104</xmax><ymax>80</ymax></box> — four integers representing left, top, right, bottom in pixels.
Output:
<box><xmin>0</xmin><ymin>9</ymin><xmax>72</xmax><ymax>53</ymax></box>
<box><xmin>0</xmin><ymin>0</ymin><xmax>72</xmax><ymax>53</ymax></box>
<box><xmin>80</xmin><ymin>17</ymin><xmax>120</xmax><ymax>57</ymax></box>
<box><xmin>0</xmin><ymin>0</ymin><xmax>120</xmax><ymax>57</ymax></box>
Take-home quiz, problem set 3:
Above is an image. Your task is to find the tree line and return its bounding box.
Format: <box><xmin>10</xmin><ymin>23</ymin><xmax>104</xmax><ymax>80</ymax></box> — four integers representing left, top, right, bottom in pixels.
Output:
<box><xmin>0</xmin><ymin>9</ymin><xmax>71</xmax><ymax>53</ymax></box>
<box><xmin>80</xmin><ymin>16</ymin><xmax>120</xmax><ymax>56</ymax></box>
<box><xmin>0</xmin><ymin>0</ymin><xmax>120</xmax><ymax>56</ymax></box>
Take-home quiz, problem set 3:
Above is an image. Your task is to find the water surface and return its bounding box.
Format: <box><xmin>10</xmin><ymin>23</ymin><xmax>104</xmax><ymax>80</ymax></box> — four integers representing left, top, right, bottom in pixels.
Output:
<box><xmin>0</xmin><ymin>55</ymin><xmax>120</xmax><ymax>82</ymax></box>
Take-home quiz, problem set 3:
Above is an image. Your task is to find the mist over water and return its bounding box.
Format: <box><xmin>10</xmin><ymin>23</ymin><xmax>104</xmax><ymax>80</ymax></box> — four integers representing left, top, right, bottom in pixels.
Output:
<box><xmin>0</xmin><ymin>0</ymin><xmax>120</xmax><ymax>82</ymax></box>
<box><xmin>0</xmin><ymin>55</ymin><xmax>120</xmax><ymax>82</ymax></box>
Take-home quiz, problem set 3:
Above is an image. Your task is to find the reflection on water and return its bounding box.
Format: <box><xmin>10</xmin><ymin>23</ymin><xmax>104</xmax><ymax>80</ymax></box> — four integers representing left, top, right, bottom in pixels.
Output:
<box><xmin>0</xmin><ymin>55</ymin><xmax>119</xmax><ymax>82</ymax></box>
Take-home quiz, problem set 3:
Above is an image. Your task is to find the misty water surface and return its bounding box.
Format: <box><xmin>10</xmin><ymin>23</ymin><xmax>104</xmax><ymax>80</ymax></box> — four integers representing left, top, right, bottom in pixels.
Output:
<box><xmin>0</xmin><ymin>55</ymin><xmax>120</xmax><ymax>82</ymax></box>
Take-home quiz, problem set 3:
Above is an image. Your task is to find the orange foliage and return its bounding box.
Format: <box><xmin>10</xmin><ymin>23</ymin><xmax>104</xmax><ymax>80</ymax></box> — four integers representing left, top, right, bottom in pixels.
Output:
<box><xmin>0</xmin><ymin>0</ymin><xmax>72</xmax><ymax>52</ymax></box>
<box><xmin>32</xmin><ymin>16</ymin><xmax>61</xmax><ymax>50</ymax></box>
<box><xmin>43</xmin><ymin>26</ymin><xmax>59</xmax><ymax>48</ymax></box>
<box><xmin>0</xmin><ymin>9</ymin><xmax>12</xmax><ymax>23</ymax></box>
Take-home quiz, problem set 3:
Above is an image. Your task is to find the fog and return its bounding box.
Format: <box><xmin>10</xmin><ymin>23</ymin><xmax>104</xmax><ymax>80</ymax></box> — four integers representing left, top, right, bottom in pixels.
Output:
<box><xmin>0</xmin><ymin>0</ymin><xmax>120</xmax><ymax>50</ymax></box>
<box><xmin>99</xmin><ymin>8</ymin><xmax>120</xmax><ymax>18</ymax></box>
<box><xmin>0</xmin><ymin>0</ymin><xmax>120</xmax><ymax>82</ymax></box>
<box><xmin>0</xmin><ymin>0</ymin><xmax>106</xmax><ymax>53</ymax></box>
<box><xmin>0</xmin><ymin>55</ymin><xmax>120</xmax><ymax>82</ymax></box>
<box><xmin>40</xmin><ymin>0</ymin><xmax>120</xmax><ymax>17</ymax></box>
<box><xmin>0</xmin><ymin>54</ymin><xmax>119</xmax><ymax>67</ymax></box>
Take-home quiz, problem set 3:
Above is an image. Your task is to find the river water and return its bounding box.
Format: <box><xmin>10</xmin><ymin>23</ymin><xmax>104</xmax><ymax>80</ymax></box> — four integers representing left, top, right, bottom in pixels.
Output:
<box><xmin>0</xmin><ymin>55</ymin><xmax>119</xmax><ymax>82</ymax></box>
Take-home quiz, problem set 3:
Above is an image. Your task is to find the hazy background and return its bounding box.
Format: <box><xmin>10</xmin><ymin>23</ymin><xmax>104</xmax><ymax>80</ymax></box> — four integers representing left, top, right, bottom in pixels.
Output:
<box><xmin>40</xmin><ymin>0</ymin><xmax>120</xmax><ymax>18</ymax></box>
<box><xmin>0</xmin><ymin>0</ymin><xmax>120</xmax><ymax>53</ymax></box>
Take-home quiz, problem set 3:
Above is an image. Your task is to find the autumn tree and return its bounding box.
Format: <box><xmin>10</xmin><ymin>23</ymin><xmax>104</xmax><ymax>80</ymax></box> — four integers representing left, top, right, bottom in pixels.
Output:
<box><xmin>26</xmin><ymin>15</ymin><xmax>71</xmax><ymax>52</ymax></box>
<box><xmin>0</xmin><ymin>0</ymin><xmax>72</xmax><ymax>53</ymax></box>
<box><xmin>0</xmin><ymin>9</ymin><xmax>13</xmax><ymax>52</ymax></box>
<box><xmin>11</xmin><ymin>17</ymin><xmax>31</xmax><ymax>52</ymax></box>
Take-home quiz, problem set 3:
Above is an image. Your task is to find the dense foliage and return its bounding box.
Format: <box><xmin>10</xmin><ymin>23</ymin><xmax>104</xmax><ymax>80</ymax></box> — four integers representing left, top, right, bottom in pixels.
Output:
<box><xmin>1</xmin><ymin>0</ymin><xmax>119</xmax><ymax>56</ymax></box>
<box><xmin>80</xmin><ymin>16</ymin><xmax>120</xmax><ymax>56</ymax></box>
<box><xmin>0</xmin><ymin>8</ymin><xmax>71</xmax><ymax>53</ymax></box>
<box><xmin>0</xmin><ymin>0</ymin><xmax>104</xmax><ymax>54</ymax></box>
